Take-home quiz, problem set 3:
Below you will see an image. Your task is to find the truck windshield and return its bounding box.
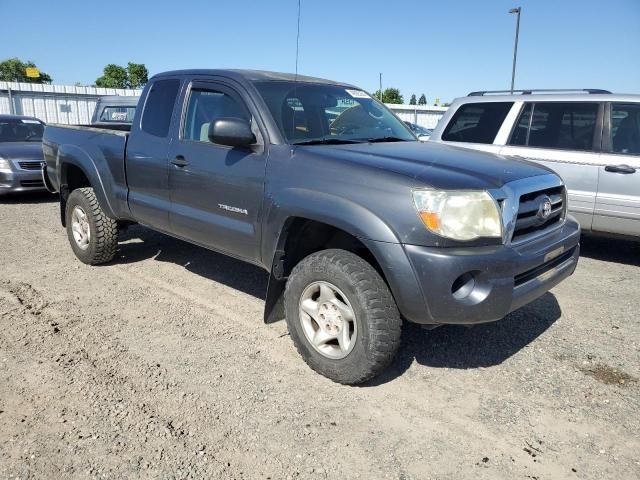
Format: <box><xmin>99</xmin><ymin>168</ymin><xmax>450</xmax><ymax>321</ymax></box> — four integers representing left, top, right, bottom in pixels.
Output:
<box><xmin>0</xmin><ymin>119</ymin><xmax>45</xmax><ymax>142</ymax></box>
<box><xmin>253</xmin><ymin>81</ymin><xmax>416</xmax><ymax>145</ymax></box>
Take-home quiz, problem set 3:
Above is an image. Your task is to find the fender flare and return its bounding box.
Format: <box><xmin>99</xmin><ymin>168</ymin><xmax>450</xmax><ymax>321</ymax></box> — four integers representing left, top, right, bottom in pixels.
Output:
<box><xmin>262</xmin><ymin>188</ymin><xmax>402</xmax><ymax>324</ymax></box>
<box><xmin>262</xmin><ymin>187</ymin><xmax>400</xmax><ymax>265</ymax></box>
<box><xmin>56</xmin><ymin>143</ymin><xmax>118</xmax><ymax>220</ymax></box>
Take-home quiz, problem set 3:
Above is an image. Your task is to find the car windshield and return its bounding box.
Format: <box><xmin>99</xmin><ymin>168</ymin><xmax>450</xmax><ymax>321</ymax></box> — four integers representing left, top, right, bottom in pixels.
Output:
<box><xmin>253</xmin><ymin>81</ymin><xmax>416</xmax><ymax>145</ymax></box>
<box><xmin>99</xmin><ymin>106</ymin><xmax>137</xmax><ymax>123</ymax></box>
<box><xmin>0</xmin><ymin>118</ymin><xmax>45</xmax><ymax>142</ymax></box>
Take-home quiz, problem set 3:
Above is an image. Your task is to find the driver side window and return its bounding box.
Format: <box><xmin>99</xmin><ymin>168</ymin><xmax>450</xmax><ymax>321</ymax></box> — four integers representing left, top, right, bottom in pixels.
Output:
<box><xmin>183</xmin><ymin>89</ymin><xmax>250</xmax><ymax>143</ymax></box>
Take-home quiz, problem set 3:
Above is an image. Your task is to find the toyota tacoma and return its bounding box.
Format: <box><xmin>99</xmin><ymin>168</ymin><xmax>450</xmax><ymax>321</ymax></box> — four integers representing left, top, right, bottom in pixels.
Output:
<box><xmin>42</xmin><ymin>69</ymin><xmax>580</xmax><ymax>384</ymax></box>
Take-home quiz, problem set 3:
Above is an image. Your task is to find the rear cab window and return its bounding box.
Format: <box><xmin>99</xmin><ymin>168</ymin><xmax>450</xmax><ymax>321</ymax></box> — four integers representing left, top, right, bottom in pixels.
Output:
<box><xmin>509</xmin><ymin>102</ymin><xmax>599</xmax><ymax>151</ymax></box>
<box><xmin>442</xmin><ymin>102</ymin><xmax>513</xmax><ymax>144</ymax></box>
<box><xmin>141</xmin><ymin>79</ymin><xmax>181</xmax><ymax>137</ymax></box>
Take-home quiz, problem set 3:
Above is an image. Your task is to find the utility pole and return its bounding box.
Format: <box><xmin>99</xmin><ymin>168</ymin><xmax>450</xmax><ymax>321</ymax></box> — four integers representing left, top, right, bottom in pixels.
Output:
<box><xmin>509</xmin><ymin>7</ymin><xmax>521</xmax><ymax>94</ymax></box>
<box><xmin>379</xmin><ymin>73</ymin><xmax>383</xmax><ymax>102</ymax></box>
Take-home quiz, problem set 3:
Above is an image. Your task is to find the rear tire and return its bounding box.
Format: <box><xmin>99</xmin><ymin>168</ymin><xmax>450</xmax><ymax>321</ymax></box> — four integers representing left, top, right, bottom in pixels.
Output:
<box><xmin>65</xmin><ymin>187</ymin><xmax>118</xmax><ymax>265</ymax></box>
<box><xmin>284</xmin><ymin>249</ymin><xmax>402</xmax><ymax>385</ymax></box>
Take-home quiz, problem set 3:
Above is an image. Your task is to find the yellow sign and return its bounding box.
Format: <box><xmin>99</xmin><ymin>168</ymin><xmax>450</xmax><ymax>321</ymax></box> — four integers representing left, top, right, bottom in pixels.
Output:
<box><xmin>25</xmin><ymin>67</ymin><xmax>40</xmax><ymax>78</ymax></box>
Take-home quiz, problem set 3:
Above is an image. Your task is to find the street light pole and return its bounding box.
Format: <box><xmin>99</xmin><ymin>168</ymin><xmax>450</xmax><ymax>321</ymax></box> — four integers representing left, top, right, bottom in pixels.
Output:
<box><xmin>509</xmin><ymin>7</ymin><xmax>521</xmax><ymax>94</ymax></box>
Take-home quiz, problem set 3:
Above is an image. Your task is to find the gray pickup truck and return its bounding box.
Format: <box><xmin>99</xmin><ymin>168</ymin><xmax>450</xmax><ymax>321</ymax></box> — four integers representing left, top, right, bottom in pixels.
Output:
<box><xmin>42</xmin><ymin>69</ymin><xmax>581</xmax><ymax>384</ymax></box>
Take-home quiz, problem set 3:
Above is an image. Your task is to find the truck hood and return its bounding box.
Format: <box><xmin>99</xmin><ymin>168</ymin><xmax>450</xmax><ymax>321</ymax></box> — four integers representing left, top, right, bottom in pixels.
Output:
<box><xmin>304</xmin><ymin>141</ymin><xmax>554</xmax><ymax>190</ymax></box>
<box><xmin>0</xmin><ymin>142</ymin><xmax>44</xmax><ymax>161</ymax></box>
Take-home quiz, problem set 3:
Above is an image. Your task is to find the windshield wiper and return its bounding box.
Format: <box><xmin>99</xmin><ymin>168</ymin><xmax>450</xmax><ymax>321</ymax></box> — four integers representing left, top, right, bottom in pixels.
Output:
<box><xmin>366</xmin><ymin>136</ymin><xmax>410</xmax><ymax>143</ymax></box>
<box><xmin>292</xmin><ymin>137</ymin><xmax>364</xmax><ymax>146</ymax></box>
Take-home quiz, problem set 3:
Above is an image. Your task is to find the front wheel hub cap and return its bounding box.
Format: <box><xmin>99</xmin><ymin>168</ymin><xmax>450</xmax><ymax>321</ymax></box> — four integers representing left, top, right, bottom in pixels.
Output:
<box><xmin>299</xmin><ymin>281</ymin><xmax>357</xmax><ymax>360</ymax></box>
<box><xmin>71</xmin><ymin>205</ymin><xmax>91</xmax><ymax>250</ymax></box>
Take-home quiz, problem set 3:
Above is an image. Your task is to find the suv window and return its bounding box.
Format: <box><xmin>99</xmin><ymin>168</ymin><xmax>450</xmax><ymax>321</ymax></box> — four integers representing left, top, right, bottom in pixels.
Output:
<box><xmin>141</xmin><ymin>79</ymin><xmax>180</xmax><ymax>137</ymax></box>
<box><xmin>183</xmin><ymin>88</ymin><xmax>250</xmax><ymax>143</ymax></box>
<box><xmin>442</xmin><ymin>102</ymin><xmax>512</xmax><ymax>144</ymax></box>
<box><xmin>611</xmin><ymin>103</ymin><xmax>640</xmax><ymax>155</ymax></box>
<box><xmin>510</xmin><ymin>102</ymin><xmax>598</xmax><ymax>151</ymax></box>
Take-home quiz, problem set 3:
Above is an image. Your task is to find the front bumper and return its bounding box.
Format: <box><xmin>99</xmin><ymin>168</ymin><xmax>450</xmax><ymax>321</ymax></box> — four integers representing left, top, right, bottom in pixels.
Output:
<box><xmin>0</xmin><ymin>166</ymin><xmax>46</xmax><ymax>194</ymax></box>
<box><xmin>369</xmin><ymin>216</ymin><xmax>580</xmax><ymax>325</ymax></box>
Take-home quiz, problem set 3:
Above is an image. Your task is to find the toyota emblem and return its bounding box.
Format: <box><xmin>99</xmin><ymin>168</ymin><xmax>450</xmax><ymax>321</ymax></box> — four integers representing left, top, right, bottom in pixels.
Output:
<box><xmin>538</xmin><ymin>196</ymin><xmax>552</xmax><ymax>220</ymax></box>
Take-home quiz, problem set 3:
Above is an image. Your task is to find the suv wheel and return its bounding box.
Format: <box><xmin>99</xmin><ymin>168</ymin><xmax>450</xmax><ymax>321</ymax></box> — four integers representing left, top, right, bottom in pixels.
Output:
<box><xmin>65</xmin><ymin>187</ymin><xmax>118</xmax><ymax>265</ymax></box>
<box><xmin>284</xmin><ymin>249</ymin><xmax>402</xmax><ymax>385</ymax></box>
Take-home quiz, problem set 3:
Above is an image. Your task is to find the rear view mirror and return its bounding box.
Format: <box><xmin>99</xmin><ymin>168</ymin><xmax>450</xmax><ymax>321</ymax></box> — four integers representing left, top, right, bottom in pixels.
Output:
<box><xmin>209</xmin><ymin>117</ymin><xmax>256</xmax><ymax>148</ymax></box>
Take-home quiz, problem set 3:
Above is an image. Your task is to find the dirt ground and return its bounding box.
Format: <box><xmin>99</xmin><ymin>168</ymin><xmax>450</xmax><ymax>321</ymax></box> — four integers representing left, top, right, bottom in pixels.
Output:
<box><xmin>1</xmin><ymin>192</ymin><xmax>639</xmax><ymax>480</ymax></box>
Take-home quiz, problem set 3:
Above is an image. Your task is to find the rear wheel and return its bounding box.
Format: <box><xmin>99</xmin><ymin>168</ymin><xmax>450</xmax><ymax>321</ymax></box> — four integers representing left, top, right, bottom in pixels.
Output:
<box><xmin>284</xmin><ymin>249</ymin><xmax>402</xmax><ymax>385</ymax></box>
<box><xmin>65</xmin><ymin>187</ymin><xmax>118</xmax><ymax>265</ymax></box>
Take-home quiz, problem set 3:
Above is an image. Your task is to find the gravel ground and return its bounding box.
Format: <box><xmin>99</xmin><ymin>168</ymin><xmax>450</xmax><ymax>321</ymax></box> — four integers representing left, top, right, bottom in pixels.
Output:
<box><xmin>1</xmin><ymin>192</ymin><xmax>639</xmax><ymax>480</ymax></box>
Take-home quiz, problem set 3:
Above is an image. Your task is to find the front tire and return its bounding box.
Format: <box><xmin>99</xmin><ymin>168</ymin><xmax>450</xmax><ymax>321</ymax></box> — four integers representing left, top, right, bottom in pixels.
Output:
<box><xmin>65</xmin><ymin>187</ymin><xmax>118</xmax><ymax>265</ymax></box>
<box><xmin>284</xmin><ymin>249</ymin><xmax>402</xmax><ymax>385</ymax></box>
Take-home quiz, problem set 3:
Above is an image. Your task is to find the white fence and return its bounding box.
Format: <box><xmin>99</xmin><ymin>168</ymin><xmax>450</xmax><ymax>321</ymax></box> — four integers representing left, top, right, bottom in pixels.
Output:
<box><xmin>1</xmin><ymin>81</ymin><xmax>448</xmax><ymax>128</ymax></box>
<box><xmin>0</xmin><ymin>81</ymin><xmax>141</xmax><ymax>125</ymax></box>
<box><xmin>386</xmin><ymin>104</ymin><xmax>448</xmax><ymax>129</ymax></box>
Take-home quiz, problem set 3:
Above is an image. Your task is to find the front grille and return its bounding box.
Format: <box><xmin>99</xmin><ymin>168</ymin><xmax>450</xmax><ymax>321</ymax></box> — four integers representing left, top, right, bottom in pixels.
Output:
<box><xmin>18</xmin><ymin>161</ymin><xmax>44</xmax><ymax>171</ymax></box>
<box><xmin>512</xmin><ymin>186</ymin><xmax>565</xmax><ymax>241</ymax></box>
<box><xmin>20</xmin><ymin>180</ymin><xmax>44</xmax><ymax>188</ymax></box>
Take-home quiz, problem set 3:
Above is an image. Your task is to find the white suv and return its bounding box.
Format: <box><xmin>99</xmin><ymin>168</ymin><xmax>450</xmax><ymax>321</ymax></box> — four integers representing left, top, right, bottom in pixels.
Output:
<box><xmin>430</xmin><ymin>90</ymin><xmax>640</xmax><ymax>238</ymax></box>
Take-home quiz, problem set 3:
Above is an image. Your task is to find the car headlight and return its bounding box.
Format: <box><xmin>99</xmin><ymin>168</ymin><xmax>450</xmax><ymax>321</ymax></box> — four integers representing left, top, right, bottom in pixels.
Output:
<box><xmin>412</xmin><ymin>189</ymin><xmax>502</xmax><ymax>241</ymax></box>
<box><xmin>0</xmin><ymin>156</ymin><xmax>10</xmax><ymax>170</ymax></box>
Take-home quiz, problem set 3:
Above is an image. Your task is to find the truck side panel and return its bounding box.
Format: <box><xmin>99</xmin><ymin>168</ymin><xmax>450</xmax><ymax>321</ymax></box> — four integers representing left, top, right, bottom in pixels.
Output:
<box><xmin>43</xmin><ymin>125</ymin><xmax>132</xmax><ymax>221</ymax></box>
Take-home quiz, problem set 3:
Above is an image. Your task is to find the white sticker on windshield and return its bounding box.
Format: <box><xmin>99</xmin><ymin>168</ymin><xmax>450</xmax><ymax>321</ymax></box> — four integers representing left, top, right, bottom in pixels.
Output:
<box><xmin>21</xmin><ymin>119</ymin><xmax>40</xmax><ymax>124</ymax></box>
<box><xmin>345</xmin><ymin>89</ymin><xmax>370</xmax><ymax>99</ymax></box>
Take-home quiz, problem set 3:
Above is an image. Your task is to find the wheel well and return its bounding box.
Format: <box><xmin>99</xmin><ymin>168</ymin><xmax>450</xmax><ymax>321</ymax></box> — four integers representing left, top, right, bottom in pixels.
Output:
<box><xmin>276</xmin><ymin>218</ymin><xmax>385</xmax><ymax>281</ymax></box>
<box><xmin>59</xmin><ymin>163</ymin><xmax>91</xmax><ymax>226</ymax></box>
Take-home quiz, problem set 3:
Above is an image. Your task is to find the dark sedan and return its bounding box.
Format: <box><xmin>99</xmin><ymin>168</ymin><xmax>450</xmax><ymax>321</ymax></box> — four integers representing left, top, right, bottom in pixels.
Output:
<box><xmin>0</xmin><ymin>114</ymin><xmax>47</xmax><ymax>194</ymax></box>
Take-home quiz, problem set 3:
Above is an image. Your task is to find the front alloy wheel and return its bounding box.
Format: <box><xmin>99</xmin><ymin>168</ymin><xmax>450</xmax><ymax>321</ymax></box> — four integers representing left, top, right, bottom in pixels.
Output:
<box><xmin>299</xmin><ymin>281</ymin><xmax>357</xmax><ymax>360</ymax></box>
<box><xmin>285</xmin><ymin>249</ymin><xmax>402</xmax><ymax>385</ymax></box>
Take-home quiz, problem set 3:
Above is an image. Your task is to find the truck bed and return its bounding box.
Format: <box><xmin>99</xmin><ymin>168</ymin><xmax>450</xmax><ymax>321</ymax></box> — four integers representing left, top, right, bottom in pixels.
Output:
<box><xmin>42</xmin><ymin>124</ymin><xmax>130</xmax><ymax>219</ymax></box>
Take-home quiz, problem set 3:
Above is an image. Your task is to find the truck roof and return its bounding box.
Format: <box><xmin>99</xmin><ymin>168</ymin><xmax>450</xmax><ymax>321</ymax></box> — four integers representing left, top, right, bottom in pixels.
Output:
<box><xmin>153</xmin><ymin>69</ymin><xmax>356</xmax><ymax>88</ymax></box>
<box><xmin>95</xmin><ymin>95</ymin><xmax>139</xmax><ymax>105</ymax></box>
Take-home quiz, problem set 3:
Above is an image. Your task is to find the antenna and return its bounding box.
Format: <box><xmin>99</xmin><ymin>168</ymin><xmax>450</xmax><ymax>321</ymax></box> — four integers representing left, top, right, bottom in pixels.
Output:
<box><xmin>294</xmin><ymin>0</ymin><xmax>301</xmax><ymax>81</ymax></box>
<box><xmin>291</xmin><ymin>0</ymin><xmax>302</xmax><ymax>144</ymax></box>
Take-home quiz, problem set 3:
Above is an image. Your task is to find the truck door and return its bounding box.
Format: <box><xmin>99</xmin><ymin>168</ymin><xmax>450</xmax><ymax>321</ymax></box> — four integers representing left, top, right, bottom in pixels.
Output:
<box><xmin>593</xmin><ymin>103</ymin><xmax>640</xmax><ymax>236</ymax></box>
<box><xmin>167</xmin><ymin>80</ymin><xmax>266</xmax><ymax>263</ymax></box>
<box><xmin>126</xmin><ymin>78</ymin><xmax>182</xmax><ymax>231</ymax></box>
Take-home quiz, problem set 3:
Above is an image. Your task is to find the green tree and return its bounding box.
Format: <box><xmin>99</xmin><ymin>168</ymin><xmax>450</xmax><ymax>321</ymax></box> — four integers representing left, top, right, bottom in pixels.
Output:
<box><xmin>418</xmin><ymin>94</ymin><xmax>427</xmax><ymax>105</ymax></box>
<box><xmin>126</xmin><ymin>62</ymin><xmax>148</xmax><ymax>88</ymax></box>
<box><xmin>95</xmin><ymin>62</ymin><xmax>148</xmax><ymax>89</ymax></box>
<box><xmin>373</xmin><ymin>88</ymin><xmax>403</xmax><ymax>104</ymax></box>
<box><xmin>409</xmin><ymin>94</ymin><xmax>417</xmax><ymax>105</ymax></box>
<box><xmin>95</xmin><ymin>64</ymin><xmax>128</xmax><ymax>88</ymax></box>
<box><xmin>0</xmin><ymin>57</ymin><xmax>52</xmax><ymax>83</ymax></box>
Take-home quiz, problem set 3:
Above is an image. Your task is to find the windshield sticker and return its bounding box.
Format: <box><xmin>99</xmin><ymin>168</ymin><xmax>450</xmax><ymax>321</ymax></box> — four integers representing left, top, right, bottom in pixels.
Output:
<box><xmin>21</xmin><ymin>119</ymin><xmax>41</xmax><ymax>124</ymax></box>
<box><xmin>345</xmin><ymin>89</ymin><xmax>370</xmax><ymax>99</ymax></box>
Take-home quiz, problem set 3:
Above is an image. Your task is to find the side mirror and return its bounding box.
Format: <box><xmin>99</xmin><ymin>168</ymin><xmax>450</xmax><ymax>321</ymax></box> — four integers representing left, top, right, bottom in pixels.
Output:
<box><xmin>208</xmin><ymin>117</ymin><xmax>256</xmax><ymax>148</ymax></box>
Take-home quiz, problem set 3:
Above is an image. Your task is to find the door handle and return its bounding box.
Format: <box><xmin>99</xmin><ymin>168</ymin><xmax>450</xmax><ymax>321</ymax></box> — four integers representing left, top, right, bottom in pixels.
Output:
<box><xmin>605</xmin><ymin>164</ymin><xmax>636</xmax><ymax>174</ymax></box>
<box><xmin>171</xmin><ymin>155</ymin><xmax>189</xmax><ymax>167</ymax></box>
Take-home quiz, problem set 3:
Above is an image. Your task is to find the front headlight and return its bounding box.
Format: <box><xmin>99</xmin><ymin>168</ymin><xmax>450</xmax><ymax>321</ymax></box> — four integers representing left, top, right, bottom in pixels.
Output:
<box><xmin>412</xmin><ymin>189</ymin><xmax>502</xmax><ymax>241</ymax></box>
<box><xmin>0</xmin><ymin>156</ymin><xmax>10</xmax><ymax>170</ymax></box>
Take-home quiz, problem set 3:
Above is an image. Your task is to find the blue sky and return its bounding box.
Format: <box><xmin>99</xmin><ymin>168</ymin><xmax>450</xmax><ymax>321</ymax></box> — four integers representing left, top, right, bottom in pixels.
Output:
<box><xmin>4</xmin><ymin>0</ymin><xmax>639</xmax><ymax>103</ymax></box>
